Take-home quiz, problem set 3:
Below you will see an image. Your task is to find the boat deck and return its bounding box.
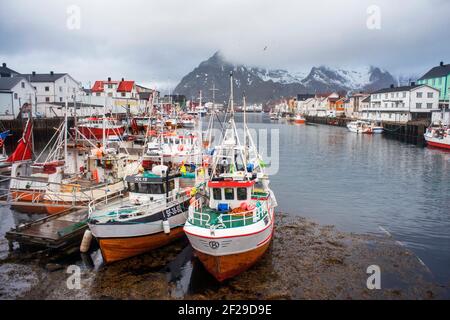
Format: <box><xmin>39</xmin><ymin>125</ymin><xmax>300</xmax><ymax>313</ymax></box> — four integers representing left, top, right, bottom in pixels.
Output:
<box><xmin>189</xmin><ymin>192</ymin><xmax>270</xmax><ymax>229</ymax></box>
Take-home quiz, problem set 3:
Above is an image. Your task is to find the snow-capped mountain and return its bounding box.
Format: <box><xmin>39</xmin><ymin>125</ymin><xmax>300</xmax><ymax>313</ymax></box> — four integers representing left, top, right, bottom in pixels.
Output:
<box><xmin>174</xmin><ymin>52</ymin><xmax>396</xmax><ymax>103</ymax></box>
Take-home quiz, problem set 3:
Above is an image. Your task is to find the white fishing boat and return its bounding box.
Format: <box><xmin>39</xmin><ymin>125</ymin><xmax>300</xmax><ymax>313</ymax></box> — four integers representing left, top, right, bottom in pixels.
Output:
<box><xmin>347</xmin><ymin>120</ymin><xmax>371</xmax><ymax>134</ymax></box>
<box><xmin>8</xmin><ymin>114</ymin><xmax>136</xmax><ymax>215</ymax></box>
<box><xmin>294</xmin><ymin>114</ymin><xmax>306</xmax><ymax>124</ymax></box>
<box><xmin>424</xmin><ymin>124</ymin><xmax>450</xmax><ymax>150</ymax></box>
<box><xmin>184</xmin><ymin>72</ymin><xmax>278</xmax><ymax>281</ymax></box>
<box><xmin>88</xmin><ymin>165</ymin><xmax>192</xmax><ymax>263</ymax></box>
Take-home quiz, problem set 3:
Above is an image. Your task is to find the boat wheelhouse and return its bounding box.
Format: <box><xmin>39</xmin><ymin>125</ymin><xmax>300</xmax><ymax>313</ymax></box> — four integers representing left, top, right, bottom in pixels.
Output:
<box><xmin>424</xmin><ymin>125</ymin><xmax>450</xmax><ymax>150</ymax></box>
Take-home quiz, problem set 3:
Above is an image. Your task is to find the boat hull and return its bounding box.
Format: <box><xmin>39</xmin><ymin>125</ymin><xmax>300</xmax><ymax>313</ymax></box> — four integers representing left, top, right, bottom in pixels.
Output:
<box><xmin>194</xmin><ymin>238</ymin><xmax>272</xmax><ymax>282</ymax></box>
<box><xmin>78</xmin><ymin>126</ymin><xmax>125</xmax><ymax>139</ymax></box>
<box><xmin>98</xmin><ymin>227</ymin><xmax>185</xmax><ymax>264</ymax></box>
<box><xmin>89</xmin><ymin>199</ymin><xmax>190</xmax><ymax>263</ymax></box>
<box><xmin>185</xmin><ymin>208</ymin><xmax>275</xmax><ymax>281</ymax></box>
<box><xmin>425</xmin><ymin>138</ymin><xmax>450</xmax><ymax>150</ymax></box>
<box><xmin>294</xmin><ymin>119</ymin><xmax>306</xmax><ymax>124</ymax></box>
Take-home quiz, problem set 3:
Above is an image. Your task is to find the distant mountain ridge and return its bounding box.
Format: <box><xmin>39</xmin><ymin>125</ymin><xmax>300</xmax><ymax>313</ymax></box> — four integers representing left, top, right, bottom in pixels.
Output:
<box><xmin>174</xmin><ymin>52</ymin><xmax>397</xmax><ymax>104</ymax></box>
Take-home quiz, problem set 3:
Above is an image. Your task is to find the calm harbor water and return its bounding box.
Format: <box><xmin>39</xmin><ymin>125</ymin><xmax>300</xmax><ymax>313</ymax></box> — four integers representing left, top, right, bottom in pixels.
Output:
<box><xmin>0</xmin><ymin>113</ymin><xmax>449</xmax><ymax>298</ymax></box>
<box><xmin>249</xmin><ymin>114</ymin><xmax>450</xmax><ymax>286</ymax></box>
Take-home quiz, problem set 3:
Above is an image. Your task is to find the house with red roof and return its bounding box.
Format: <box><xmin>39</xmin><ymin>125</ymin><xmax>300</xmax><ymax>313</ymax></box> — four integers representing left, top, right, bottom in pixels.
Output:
<box><xmin>91</xmin><ymin>77</ymin><xmax>138</xmax><ymax>100</ymax></box>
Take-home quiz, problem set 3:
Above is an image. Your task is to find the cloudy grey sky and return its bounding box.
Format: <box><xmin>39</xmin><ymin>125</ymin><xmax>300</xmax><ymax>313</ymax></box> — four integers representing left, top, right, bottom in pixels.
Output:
<box><xmin>1</xmin><ymin>0</ymin><xmax>449</xmax><ymax>91</ymax></box>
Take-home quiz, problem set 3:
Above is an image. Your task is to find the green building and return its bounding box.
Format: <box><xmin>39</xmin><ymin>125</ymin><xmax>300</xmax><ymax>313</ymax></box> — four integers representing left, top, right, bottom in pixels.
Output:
<box><xmin>417</xmin><ymin>62</ymin><xmax>450</xmax><ymax>102</ymax></box>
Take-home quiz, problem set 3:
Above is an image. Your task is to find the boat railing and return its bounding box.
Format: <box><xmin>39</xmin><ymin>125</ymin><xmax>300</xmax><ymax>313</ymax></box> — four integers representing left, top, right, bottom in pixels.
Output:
<box><xmin>0</xmin><ymin>175</ymin><xmax>124</xmax><ymax>208</ymax></box>
<box><xmin>88</xmin><ymin>189</ymin><xmax>190</xmax><ymax>221</ymax></box>
<box><xmin>188</xmin><ymin>199</ymin><xmax>268</xmax><ymax>229</ymax></box>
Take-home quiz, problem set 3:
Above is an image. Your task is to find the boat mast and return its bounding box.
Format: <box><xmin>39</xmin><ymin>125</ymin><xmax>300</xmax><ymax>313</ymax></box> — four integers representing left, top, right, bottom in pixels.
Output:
<box><xmin>64</xmin><ymin>96</ymin><xmax>68</xmax><ymax>166</ymax></box>
<box><xmin>103</xmin><ymin>96</ymin><xmax>107</xmax><ymax>148</ymax></box>
<box><xmin>243</xmin><ymin>93</ymin><xmax>248</xmax><ymax>168</ymax></box>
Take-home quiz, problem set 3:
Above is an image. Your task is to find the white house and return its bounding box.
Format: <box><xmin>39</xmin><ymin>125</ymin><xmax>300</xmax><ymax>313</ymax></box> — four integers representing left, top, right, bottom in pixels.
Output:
<box><xmin>91</xmin><ymin>78</ymin><xmax>141</xmax><ymax>114</ymax></box>
<box><xmin>21</xmin><ymin>71</ymin><xmax>84</xmax><ymax>117</ymax></box>
<box><xmin>360</xmin><ymin>84</ymin><xmax>440</xmax><ymax>123</ymax></box>
<box><xmin>0</xmin><ymin>77</ymin><xmax>36</xmax><ymax>119</ymax></box>
<box><xmin>345</xmin><ymin>93</ymin><xmax>369</xmax><ymax>119</ymax></box>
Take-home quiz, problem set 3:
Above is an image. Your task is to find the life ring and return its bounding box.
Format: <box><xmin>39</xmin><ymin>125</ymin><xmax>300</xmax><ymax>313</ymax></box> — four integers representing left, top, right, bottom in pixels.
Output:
<box><xmin>178</xmin><ymin>144</ymin><xmax>184</xmax><ymax>152</ymax></box>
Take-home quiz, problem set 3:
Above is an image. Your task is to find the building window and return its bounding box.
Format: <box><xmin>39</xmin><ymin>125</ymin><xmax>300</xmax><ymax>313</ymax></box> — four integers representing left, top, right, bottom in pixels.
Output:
<box><xmin>64</xmin><ymin>77</ymin><xmax>67</xmax><ymax>83</ymax></box>
<box><xmin>34</xmin><ymin>86</ymin><xmax>37</xmax><ymax>90</ymax></box>
<box><xmin>385</xmin><ymin>94</ymin><xmax>388</xmax><ymax>99</ymax></box>
<box><xmin>384</xmin><ymin>103</ymin><xmax>388</xmax><ymax>108</ymax></box>
<box><xmin>59</xmin><ymin>86</ymin><xmax>63</xmax><ymax>92</ymax></box>
<box><xmin>108</xmin><ymin>84</ymin><xmax>113</xmax><ymax>89</ymax></box>
<box><xmin>59</xmin><ymin>97</ymin><xmax>63</xmax><ymax>102</ymax></box>
<box><xmin>427</xmin><ymin>103</ymin><xmax>433</xmax><ymax>109</ymax></box>
<box><xmin>21</xmin><ymin>82</ymin><xmax>25</xmax><ymax>88</ymax></box>
<box><xmin>108</xmin><ymin>93</ymin><xmax>113</xmax><ymax>97</ymax></box>
<box><xmin>45</xmin><ymin>97</ymin><xmax>50</xmax><ymax>102</ymax></box>
<box><xmin>427</xmin><ymin>92</ymin><xmax>433</xmax><ymax>98</ymax></box>
<box><xmin>416</xmin><ymin>92</ymin><xmax>423</xmax><ymax>98</ymax></box>
<box><xmin>121</xmin><ymin>92</ymin><xmax>126</xmax><ymax>97</ymax></box>
<box><xmin>403</xmin><ymin>92</ymin><xmax>406</xmax><ymax>98</ymax></box>
<box><xmin>14</xmin><ymin>93</ymin><xmax>18</xmax><ymax>99</ymax></box>
<box><xmin>45</xmin><ymin>86</ymin><xmax>50</xmax><ymax>92</ymax></box>
<box><xmin>96</xmin><ymin>92</ymin><xmax>101</xmax><ymax>97</ymax></box>
<box><xmin>416</xmin><ymin>103</ymin><xmax>422</xmax><ymax>109</ymax></box>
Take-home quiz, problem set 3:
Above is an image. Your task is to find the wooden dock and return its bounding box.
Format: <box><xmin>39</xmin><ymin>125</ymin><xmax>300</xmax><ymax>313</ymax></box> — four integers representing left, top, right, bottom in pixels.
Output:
<box><xmin>5</xmin><ymin>208</ymin><xmax>88</xmax><ymax>251</ymax></box>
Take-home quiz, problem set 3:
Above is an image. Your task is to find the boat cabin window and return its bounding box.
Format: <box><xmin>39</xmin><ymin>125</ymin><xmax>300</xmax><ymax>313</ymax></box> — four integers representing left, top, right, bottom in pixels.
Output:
<box><xmin>168</xmin><ymin>180</ymin><xmax>175</xmax><ymax>192</ymax></box>
<box><xmin>130</xmin><ymin>183</ymin><xmax>165</xmax><ymax>194</ymax></box>
<box><xmin>224</xmin><ymin>188</ymin><xmax>234</xmax><ymax>200</ymax></box>
<box><xmin>128</xmin><ymin>182</ymin><xmax>136</xmax><ymax>192</ymax></box>
<box><xmin>237</xmin><ymin>188</ymin><xmax>248</xmax><ymax>201</ymax></box>
<box><xmin>213</xmin><ymin>188</ymin><xmax>222</xmax><ymax>200</ymax></box>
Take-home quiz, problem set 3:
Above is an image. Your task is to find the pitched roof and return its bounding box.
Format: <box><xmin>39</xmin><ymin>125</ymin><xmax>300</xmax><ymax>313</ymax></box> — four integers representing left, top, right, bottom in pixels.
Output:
<box><xmin>361</xmin><ymin>96</ymin><xmax>371</xmax><ymax>103</ymax></box>
<box><xmin>92</xmin><ymin>80</ymin><xmax>135</xmax><ymax>93</ymax></box>
<box><xmin>0</xmin><ymin>63</ymin><xmax>20</xmax><ymax>77</ymax></box>
<box><xmin>371</xmin><ymin>84</ymin><xmax>420</xmax><ymax>94</ymax></box>
<box><xmin>92</xmin><ymin>81</ymin><xmax>105</xmax><ymax>92</ymax></box>
<box><xmin>418</xmin><ymin>64</ymin><xmax>450</xmax><ymax>80</ymax></box>
<box><xmin>0</xmin><ymin>77</ymin><xmax>24</xmax><ymax>91</ymax></box>
<box><xmin>117</xmin><ymin>81</ymin><xmax>135</xmax><ymax>92</ymax></box>
<box><xmin>22</xmin><ymin>73</ymin><xmax>67</xmax><ymax>83</ymax></box>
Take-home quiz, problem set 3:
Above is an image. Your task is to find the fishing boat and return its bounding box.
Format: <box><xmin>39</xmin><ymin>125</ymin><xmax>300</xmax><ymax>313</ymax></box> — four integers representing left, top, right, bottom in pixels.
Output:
<box><xmin>270</xmin><ymin>112</ymin><xmax>280</xmax><ymax>121</ymax></box>
<box><xmin>347</xmin><ymin>120</ymin><xmax>371</xmax><ymax>134</ymax></box>
<box><xmin>180</xmin><ymin>115</ymin><xmax>196</xmax><ymax>129</ymax></box>
<box><xmin>294</xmin><ymin>114</ymin><xmax>306</xmax><ymax>124</ymax></box>
<box><xmin>424</xmin><ymin>125</ymin><xmax>450</xmax><ymax>150</ymax></box>
<box><xmin>87</xmin><ymin>164</ymin><xmax>192</xmax><ymax>263</ymax></box>
<box><xmin>184</xmin><ymin>72</ymin><xmax>278</xmax><ymax>282</ymax></box>
<box><xmin>77</xmin><ymin>117</ymin><xmax>125</xmax><ymax>140</ymax></box>
<box><xmin>8</xmin><ymin>116</ymin><xmax>135</xmax><ymax>215</ymax></box>
<box><xmin>368</xmin><ymin>123</ymin><xmax>384</xmax><ymax>134</ymax></box>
